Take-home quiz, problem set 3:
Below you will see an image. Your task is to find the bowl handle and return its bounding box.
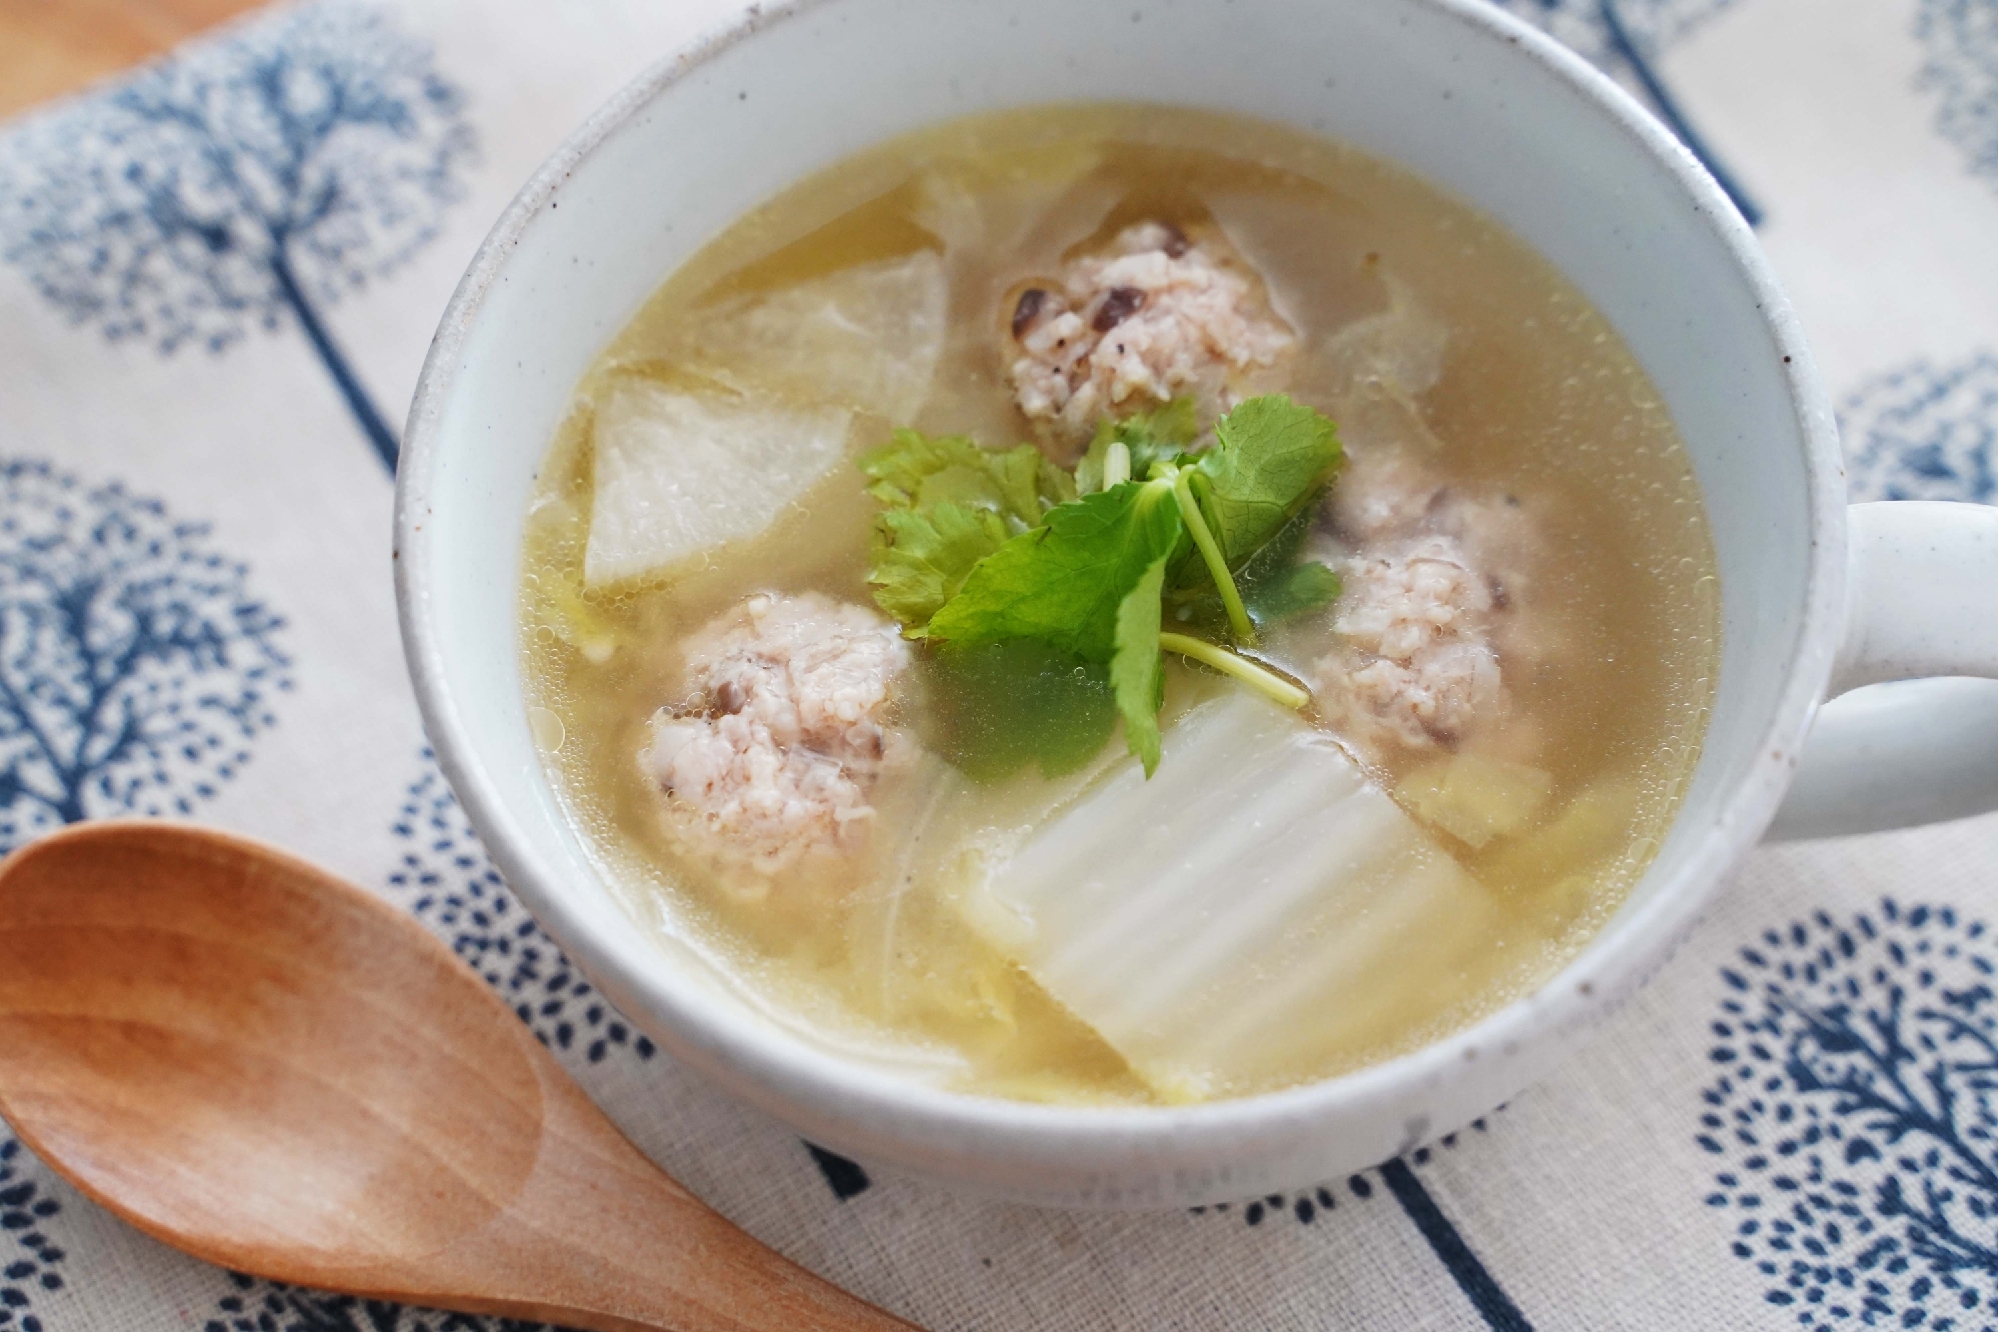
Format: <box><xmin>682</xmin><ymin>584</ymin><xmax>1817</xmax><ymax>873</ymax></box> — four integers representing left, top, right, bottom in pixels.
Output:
<box><xmin>1766</xmin><ymin>502</ymin><xmax>1998</xmax><ymax>841</ymax></box>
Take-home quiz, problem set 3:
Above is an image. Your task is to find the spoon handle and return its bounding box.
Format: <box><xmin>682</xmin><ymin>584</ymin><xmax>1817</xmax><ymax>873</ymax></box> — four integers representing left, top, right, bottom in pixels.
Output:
<box><xmin>408</xmin><ymin>1052</ymin><xmax>922</xmax><ymax>1332</ymax></box>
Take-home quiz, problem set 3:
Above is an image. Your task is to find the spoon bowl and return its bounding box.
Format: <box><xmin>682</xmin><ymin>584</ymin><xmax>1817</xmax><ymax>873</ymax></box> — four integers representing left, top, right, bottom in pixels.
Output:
<box><xmin>0</xmin><ymin>821</ymin><xmax>914</xmax><ymax>1331</ymax></box>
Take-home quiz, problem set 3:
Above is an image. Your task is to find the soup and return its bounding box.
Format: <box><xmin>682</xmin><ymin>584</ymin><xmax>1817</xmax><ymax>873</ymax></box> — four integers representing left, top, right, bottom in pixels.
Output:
<box><xmin>519</xmin><ymin>105</ymin><xmax>1718</xmax><ymax>1104</ymax></box>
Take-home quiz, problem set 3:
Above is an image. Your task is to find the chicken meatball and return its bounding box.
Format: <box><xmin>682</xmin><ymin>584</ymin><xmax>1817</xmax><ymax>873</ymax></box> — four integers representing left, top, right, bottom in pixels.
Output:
<box><xmin>639</xmin><ymin>593</ymin><xmax>911</xmax><ymax>878</ymax></box>
<box><xmin>1006</xmin><ymin>221</ymin><xmax>1295</xmax><ymax>455</ymax></box>
<box><xmin>1312</xmin><ymin>452</ymin><xmax>1540</xmax><ymax>757</ymax></box>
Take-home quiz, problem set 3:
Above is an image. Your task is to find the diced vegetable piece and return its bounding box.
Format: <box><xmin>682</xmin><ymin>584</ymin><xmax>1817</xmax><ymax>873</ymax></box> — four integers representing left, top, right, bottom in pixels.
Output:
<box><xmin>963</xmin><ymin>691</ymin><xmax>1500</xmax><ymax>1100</ymax></box>
<box><xmin>911</xmin><ymin>142</ymin><xmax>1108</xmax><ymax>259</ymax></box>
<box><xmin>1291</xmin><ymin>273</ymin><xmax>1450</xmax><ymax>459</ymax></box>
<box><xmin>687</xmin><ymin>251</ymin><xmax>948</xmax><ymax>421</ymax></box>
<box><xmin>1480</xmin><ymin>778</ymin><xmax>1642</xmax><ymax>895</ymax></box>
<box><xmin>1319</xmin><ymin>274</ymin><xmax>1448</xmax><ymax>398</ymax></box>
<box><xmin>583</xmin><ymin>381</ymin><xmax>850</xmax><ymax>587</ymax></box>
<box><xmin>1395</xmin><ymin>754</ymin><xmax>1554</xmax><ymax>850</ymax></box>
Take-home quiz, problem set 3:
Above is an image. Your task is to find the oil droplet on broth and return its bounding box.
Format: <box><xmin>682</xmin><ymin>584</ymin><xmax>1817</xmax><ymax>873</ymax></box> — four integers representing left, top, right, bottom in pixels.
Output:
<box><xmin>528</xmin><ymin>706</ymin><xmax>566</xmax><ymax>753</ymax></box>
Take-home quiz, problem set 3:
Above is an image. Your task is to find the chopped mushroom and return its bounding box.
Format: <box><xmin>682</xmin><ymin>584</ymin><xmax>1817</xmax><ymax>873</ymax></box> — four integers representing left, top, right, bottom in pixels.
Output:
<box><xmin>1006</xmin><ymin>221</ymin><xmax>1295</xmax><ymax>455</ymax></box>
<box><xmin>638</xmin><ymin>593</ymin><xmax>911</xmax><ymax>878</ymax></box>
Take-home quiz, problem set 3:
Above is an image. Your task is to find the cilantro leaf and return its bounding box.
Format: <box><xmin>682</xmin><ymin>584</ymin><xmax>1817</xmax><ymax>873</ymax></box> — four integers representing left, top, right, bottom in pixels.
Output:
<box><xmin>1168</xmin><ymin>517</ymin><xmax>1342</xmax><ymax>636</ymax></box>
<box><xmin>1161</xmin><ymin>473</ymin><xmax>1342</xmax><ymax>636</ymax></box>
<box><xmin>864</xmin><ymin>396</ymin><xmax>1332</xmax><ymax>780</ymax></box>
<box><xmin>867</xmin><ymin>502</ymin><xmax>1011</xmax><ymax>630</ymax></box>
<box><xmin>1110</xmin><ymin>557</ymin><xmax>1169</xmax><ymax>774</ymax></box>
<box><xmin>925</xmin><ymin>478</ymin><xmax>1186</xmax><ymax>662</ymax></box>
<box><xmin>1235</xmin><ymin>505</ymin><xmax>1343</xmax><ymax>626</ymax></box>
<box><xmin>861</xmin><ymin>429</ymin><xmax>1074</xmax><ymax>631</ymax></box>
<box><xmin>920</xmin><ymin>639</ymin><xmax>1116</xmax><ymax>781</ymax></box>
<box><xmin>861</xmin><ymin>429</ymin><xmax>1071</xmax><ymax>528</ymax></box>
<box><xmin>1077</xmin><ymin>397</ymin><xmax>1200</xmax><ymax>494</ymax></box>
<box><xmin>1187</xmin><ymin>394</ymin><xmax>1341</xmax><ymax>574</ymax></box>
<box><xmin>1245</xmin><ymin>560</ymin><xmax>1342</xmax><ymax>624</ymax></box>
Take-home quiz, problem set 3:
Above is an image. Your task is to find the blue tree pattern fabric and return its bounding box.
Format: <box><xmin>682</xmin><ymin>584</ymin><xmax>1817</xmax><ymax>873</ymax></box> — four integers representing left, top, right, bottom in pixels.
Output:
<box><xmin>205</xmin><ymin>1270</ymin><xmax>542</xmax><ymax>1332</ymax></box>
<box><xmin>1195</xmin><ymin>1120</ymin><xmax>1533</xmax><ymax>1332</ymax></box>
<box><xmin>0</xmin><ymin>4</ymin><xmax>476</xmax><ymax>471</ymax></box>
<box><xmin>0</xmin><ymin>459</ymin><xmax>289</xmax><ymax>850</ymax></box>
<box><xmin>1918</xmin><ymin>0</ymin><xmax>1998</xmax><ymax>190</ymax></box>
<box><xmin>1700</xmin><ymin>902</ymin><xmax>1998</xmax><ymax>1328</ymax></box>
<box><xmin>1841</xmin><ymin>356</ymin><xmax>1998</xmax><ymax>505</ymax></box>
<box><xmin>0</xmin><ymin>1139</ymin><xmax>66</xmax><ymax>1332</ymax></box>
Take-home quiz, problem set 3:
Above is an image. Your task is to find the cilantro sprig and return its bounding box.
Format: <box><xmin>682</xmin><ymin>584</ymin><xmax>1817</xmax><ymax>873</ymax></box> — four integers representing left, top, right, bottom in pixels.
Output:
<box><xmin>865</xmin><ymin>395</ymin><xmax>1341</xmax><ymax>777</ymax></box>
<box><xmin>859</xmin><ymin>431</ymin><xmax>1073</xmax><ymax>628</ymax></box>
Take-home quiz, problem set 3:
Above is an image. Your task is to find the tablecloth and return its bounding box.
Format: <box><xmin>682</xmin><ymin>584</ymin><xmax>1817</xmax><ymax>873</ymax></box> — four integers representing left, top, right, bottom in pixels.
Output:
<box><xmin>0</xmin><ymin>0</ymin><xmax>1994</xmax><ymax>1327</ymax></box>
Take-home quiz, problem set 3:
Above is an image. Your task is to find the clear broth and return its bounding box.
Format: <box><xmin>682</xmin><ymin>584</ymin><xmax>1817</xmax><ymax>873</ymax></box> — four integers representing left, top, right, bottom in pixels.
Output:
<box><xmin>519</xmin><ymin>104</ymin><xmax>1719</xmax><ymax>1104</ymax></box>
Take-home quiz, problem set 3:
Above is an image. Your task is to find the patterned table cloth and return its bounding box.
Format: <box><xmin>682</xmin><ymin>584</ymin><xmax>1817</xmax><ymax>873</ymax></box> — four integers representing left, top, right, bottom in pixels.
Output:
<box><xmin>0</xmin><ymin>0</ymin><xmax>1994</xmax><ymax>1327</ymax></box>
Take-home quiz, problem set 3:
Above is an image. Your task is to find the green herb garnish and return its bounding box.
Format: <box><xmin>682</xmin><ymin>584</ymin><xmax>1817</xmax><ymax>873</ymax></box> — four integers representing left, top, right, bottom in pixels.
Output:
<box><xmin>1075</xmin><ymin>397</ymin><xmax>1200</xmax><ymax>495</ymax></box>
<box><xmin>860</xmin><ymin>430</ymin><xmax>1072</xmax><ymax>629</ymax></box>
<box><xmin>920</xmin><ymin>639</ymin><xmax>1117</xmax><ymax>781</ymax></box>
<box><xmin>1168</xmin><ymin>506</ymin><xmax>1344</xmax><ymax>636</ymax></box>
<box><xmin>862</xmin><ymin>428</ymin><xmax>1073</xmax><ymax>521</ymax></box>
<box><xmin>1184</xmin><ymin>394</ymin><xmax>1343</xmax><ymax>584</ymax></box>
<box><xmin>865</xmin><ymin>395</ymin><xmax>1342</xmax><ymax>777</ymax></box>
<box><xmin>925</xmin><ymin>476</ymin><xmax>1186</xmax><ymax>659</ymax></box>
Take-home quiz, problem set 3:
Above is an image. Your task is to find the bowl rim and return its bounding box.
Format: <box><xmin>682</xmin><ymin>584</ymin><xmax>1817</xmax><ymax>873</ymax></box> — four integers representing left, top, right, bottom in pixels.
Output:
<box><xmin>395</xmin><ymin>0</ymin><xmax>1845</xmax><ymax>1177</ymax></box>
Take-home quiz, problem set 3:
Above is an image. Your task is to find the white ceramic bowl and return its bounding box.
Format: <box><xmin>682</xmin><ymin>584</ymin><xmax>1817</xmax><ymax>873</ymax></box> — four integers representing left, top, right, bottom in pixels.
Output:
<box><xmin>396</xmin><ymin>0</ymin><xmax>1998</xmax><ymax>1207</ymax></box>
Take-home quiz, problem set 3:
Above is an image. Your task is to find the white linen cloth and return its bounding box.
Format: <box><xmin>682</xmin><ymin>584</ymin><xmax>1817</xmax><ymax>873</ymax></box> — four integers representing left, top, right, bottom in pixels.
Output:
<box><xmin>0</xmin><ymin>0</ymin><xmax>1994</xmax><ymax>1327</ymax></box>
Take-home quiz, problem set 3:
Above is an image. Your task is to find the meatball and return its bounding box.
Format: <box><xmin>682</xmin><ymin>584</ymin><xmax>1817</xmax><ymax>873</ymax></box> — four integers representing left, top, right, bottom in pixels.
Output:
<box><xmin>1006</xmin><ymin>221</ymin><xmax>1295</xmax><ymax>454</ymax></box>
<box><xmin>1313</xmin><ymin>454</ymin><xmax>1538</xmax><ymax>756</ymax></box>
<box><xmin>1317</xmin><ymin>535</ymin><xmax>1504</xmax><ymax>751</ymax></box>
<box><xmin>1330</xmin><ymin>447</ymin><xmax>1539</xmax><ymax>585</ymax></box>
<box><xmin>638</xmin><ymin>593</ymin><xmax>910</xmax><ymax>878</ymax></box>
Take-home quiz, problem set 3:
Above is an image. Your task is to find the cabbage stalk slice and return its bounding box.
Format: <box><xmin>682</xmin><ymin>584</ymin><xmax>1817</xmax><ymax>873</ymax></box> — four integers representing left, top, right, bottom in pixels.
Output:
<box><xmin>961</xmin><ymin>692</ymin><xmax>1500</xmax><ymax>1100</ymax></box>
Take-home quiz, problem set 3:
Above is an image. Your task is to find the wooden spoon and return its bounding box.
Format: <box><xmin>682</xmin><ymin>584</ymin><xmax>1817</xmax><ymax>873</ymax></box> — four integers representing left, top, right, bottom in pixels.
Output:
<box><xmin>0</xmin><ymin>820</ymin><xmax>918</xmax><ymax>1332</ymax></box>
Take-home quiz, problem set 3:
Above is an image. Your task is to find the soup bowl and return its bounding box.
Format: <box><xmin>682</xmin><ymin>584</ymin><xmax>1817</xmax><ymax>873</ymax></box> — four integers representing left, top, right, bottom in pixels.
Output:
<box><xmin>396</xmin><ymin>0</ymin><xmax>1998</xmax><ymax>1206</ymax></box>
